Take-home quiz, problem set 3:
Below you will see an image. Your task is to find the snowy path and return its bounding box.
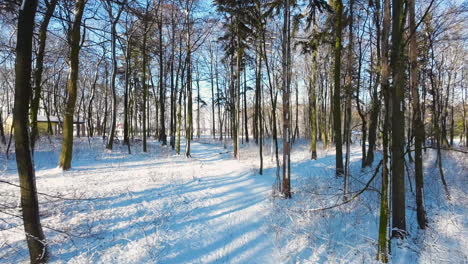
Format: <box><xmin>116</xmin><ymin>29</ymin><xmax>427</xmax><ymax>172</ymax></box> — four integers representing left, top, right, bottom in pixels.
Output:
<box><xmin>1</xmin><ymin>139</ymin><xmax>278</xmax><ymax>263</ymax></box>
<box><xmin>153</xmin><ymin>142</ymin><xmax>277</xmax><ymax>263</ymax></box>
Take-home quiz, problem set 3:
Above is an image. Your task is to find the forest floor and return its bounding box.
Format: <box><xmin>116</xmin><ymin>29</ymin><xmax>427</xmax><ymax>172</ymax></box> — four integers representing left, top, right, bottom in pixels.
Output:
<box><xmin>0</xmin><ymin>137</ymin><xmax>467</xmax><ymax>263</ymax></box>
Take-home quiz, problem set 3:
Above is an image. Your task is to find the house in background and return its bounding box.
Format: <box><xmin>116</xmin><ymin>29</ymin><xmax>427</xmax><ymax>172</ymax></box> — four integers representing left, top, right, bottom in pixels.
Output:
<box><xmin>3</xmin><ymin>116</ymin><xmax>84</xmax><ymax>136</ymax></box>
<box><xmin>37</xmin><ymin>116</ymin><xmax>61</xmax><ymax>134</ymax></box>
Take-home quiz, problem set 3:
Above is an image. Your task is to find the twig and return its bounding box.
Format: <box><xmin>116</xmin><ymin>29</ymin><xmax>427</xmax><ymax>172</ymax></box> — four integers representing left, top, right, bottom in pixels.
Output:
<box><xmin>0</xmin><ymin>179</ymin><xmax>96</xmax><ymax>201</ymax></box>
<box><xmin>293</xmin><ymin>160</ymin><xmax>383</xmax><ymax>213</ymax></box>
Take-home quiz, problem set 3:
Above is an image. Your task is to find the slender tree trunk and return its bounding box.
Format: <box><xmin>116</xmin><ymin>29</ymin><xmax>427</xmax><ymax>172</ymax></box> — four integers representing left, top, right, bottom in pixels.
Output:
<box><xmin>87</xmin><ymin>57</ymin><xmax>101</xmax><ymax>138</ymax></box>
<box><xmin>210</xmin><ymin>43</ymin><xmax>216</xmax><ymax>139</ymax></box>
<box><xmin>356</xmin><ymin>19</ymin><xmax>368</xmax><ymax>168</ymax></box>
<box><xmin>332</xmin><ymin>0</ymin><xmax>344</xmax><ymax>176</ymax></box>
<box><xmin>185</xmin><ymin>5</ymin><xmax>193</xmax><ymax>158</ymax></box>
<box><xmin>0</xmin><ymin>111</ymin><xmax>6</xmax><ymax>145</ymax></box>
<box><xmin>244</xmin><ymin>68</ymin><xmax>249</xmax><ymax>143</ymax></box>
<box><xmin>123</xmin><ymin>34</ymin><xmax>132</xmax><ymax>150</ymax></box>
<box><xmin>390</xmin><ymin>0</ymin><xmax>407</xmax><ymax>239</ymax></box>
<box><xmin>256</xmin><ymin>36</ymin><xmax>264</xmax><ymax>174</ymax></box>
<box><xmin>260</xmin><ymin>27</ymin><xmax>280</xmax><ymax>190</ymax></box>
<box><xmin>30</xmin><ymin>0</ymin><xmax>58</xmax><ymax>151</ymax></box>
<box><xmin>59</xmin><ymin>0</ymin><xmax>86</xmax><ymax>170</ymax></box>
<box><xmin>254</xmin><ymin>53</ymin><xmax>259</xmax><ymax>145</ymax></box>
<box><xmin>281</xmin><ymin>0</ymin><xmax>292</xmax><ymax>198</ymax></box>
<box><xmin>310</xmin><ymin>51</ymin><xmax>318</xmax><ymax>160</ymax></box>
<box><xmin>233</xmin><ymin>22</ymin><xmax>241</xmax><ymax>159</ymax></box>
<box><xmin>293</xmin><ymin>80</ymin><xmax>299</xmax><ymax>142</ymax></box>
<box><xmin>169</xmin><ymin>2</ymin><xmax>177</xmax><ymax>149</ymax></box>
<box><xmin>196</xmin><ymin>68</ymin><xmax>201</xmax><ymax>139</ymax></box>
<box><xmin>14</xmin><ymin>0</ymin><xmax>48</xmax><ymax>261</ymax></box>
<box><xmin>158</xmin><ymin>5</ymin><xmax>167</xmax><ymax>145</ymax></box>
<box><xmin>449</xmin><ymin>75</ymin><xmax>455</xmax><ymax>146</ymax></box>
<box><xmin>176</xmin><ymin>61</ymin><xmax>186</xmax><ymax>155</ymax></box>
<box><xmin>428</xmin><ymin>39</ymin><xmax>450</xmax><ymax>198</ymax></box>
<box><xmin>343</xmin><ymin>0</ymin><xmax>354</xmax><ymax>199</ymax></box>
<box><xmin>216</xmin><ymin>56</ymin><xmax>223</xmax><ymax>141</ymax></box>
<box><xmin>377</xmin><ymin>0</ymin><xmax>390</xmax><ymax>260</ymax></box>
<box><xmin>102</xmin><ymin>67</ymin><xmax>109</xmax><ymax>140</ymax></box>
<box><xmin>142</xmin><ymin>21</ymin><xmax>148</xmax><ymax>152</ymax></box>
<box><xmin>106</xmin><ymin>1</ymin><xmax>124</xmax><ymax>150</ymax></box>
<box><xmin>365</xmin><ymin>43</ymin><xmax>380</xmax><ymax>167</ymax></box>
<box><xmin>409</xmin><ymin>0</ymin><xmax>428</xmax><ymax>229</ymax></box>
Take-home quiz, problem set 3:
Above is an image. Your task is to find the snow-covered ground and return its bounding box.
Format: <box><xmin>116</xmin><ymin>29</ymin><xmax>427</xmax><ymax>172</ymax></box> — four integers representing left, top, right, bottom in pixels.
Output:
<box><xmin>0</xmin><ymin>137</ymin><xmax>467</xmax><ymax>263</ymax></box>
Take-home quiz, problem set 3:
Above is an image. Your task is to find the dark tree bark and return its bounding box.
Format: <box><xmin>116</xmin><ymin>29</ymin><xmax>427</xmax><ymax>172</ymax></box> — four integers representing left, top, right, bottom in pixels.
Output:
<box><xmin>310</xmin><ymin>51</ymin><xmax>318</xmax><ymax>160</ymax></box>
<box><xmin>142</xmin><ymin>19</ymin><xmax>149</xmax><ymax>152</ymax></box>
<box><xmin>14</xmin><ymin>0</ymin><xmax>48</xmax><ymax>262</ymax></box>
<box><xmin>158</xmin><ymin>3</ymin><xmax>167</xmax><ymax>145</ymax></box>
<box><xmin>390</xmin><ymin>0</ymin><xmax>407</xmax><ymax>239</ymax></box>
<box><xmin>233</xmin><ymin>22</ymin><xmax>241</xmax><ymax>159</ymax></box>
<box><xmin>409</xmin><ymin>0</ymin><xmax>428</xmax><ymax>229</ymax></box>
<box><xmin>281</xmin><ymin>0</ymin><xmax>292</xmax><ymax>198</ymax></box>
<box><xmin>196</xmin><ymin>66</ymin><xmax>201</xmax><ymax>139</ymax></box>
<box><xmin>210</xmin><ymin>43</ymin><xmax>216</xmax><ymax>139</ymax></box>
<box><xmin>216</xmin><ymin>56</ymin><xmax>223</xmax><ymax>141</ymax></box>
<box><xmin>243</xmin><ymin>68</ymin><xmax>249</xmax><ymax>143</ymax></box>
<box><xmin>169</xmin><ymin>4</ymin><xmax>177</xmax><ymax>149</ymax></box>
<box><xmin>102</xmin><ymin>64</ymin><xmax>109</xmax><ymax>140</ymax></box>
<box><xmin>255</xmin><ymin>33</ymin><xmax>264</xmax><ymax>174</ymax></box>
<box><xmin>0</xmin><ymin>111</ymin><xmax>6</xmax><ymax>145</ymax></box>
<box><xmin>332</xmin><ymin>0</ymin><xmax>344</xmax><ymax>177</ymax></box>
<box><xmin>105</xmin><ymin>0</ymin><xmax>125</xmax><ymax>150</ymax></box>
<box><xmin>30</xmin><ymin>0</ymin><xmax>58</xmax><ymax>151</ymax></box>
<box><xmin>343</xmin><ymin>0</ymin><xmax>354</xmax><ymax>199</ymax></box>
<box><xmin>123</xmin><ymin>27</ymin><xmax>133</xmax><ymax>151</ymax></box>
<box><xmin>185</xmin><ymin>1</ymin><xmax>193</xmax><ymax>158</ymax></box>
<box><xmin>377</xmin><ymin>0</ymin><xmax>390</xmax><ymax>260</ymax></box>
<box><xmin>59</xmin><ymin>0</ymin><xmax>86</xmax><ymax>170</ymax></box>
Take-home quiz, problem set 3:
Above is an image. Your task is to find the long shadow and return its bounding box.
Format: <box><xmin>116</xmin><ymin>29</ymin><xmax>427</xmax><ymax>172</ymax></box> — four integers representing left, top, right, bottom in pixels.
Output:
<box><xmin>2</xmin><ymin>138</ymin><xmax>279</xmax><ymax>263</ymax></box>
<box><xmin>44</xmin><ymin>160</ymin><xmax>275</xmax><ymax>262</ymax></box>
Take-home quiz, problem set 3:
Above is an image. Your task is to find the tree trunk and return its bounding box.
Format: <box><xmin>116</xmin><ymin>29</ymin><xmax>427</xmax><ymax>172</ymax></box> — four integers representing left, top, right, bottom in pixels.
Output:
<box><xmin>106</xmin><ymin>0</ymin><xmax>124</xmax><ymax>150</ymax></box>
<box><xmin>343</xmin><ymin>0</ymin><xmax>354</xmax><ymax>199</ymax></box>
<box><xmin>87</xmin><ymin>58</ymin><xmax>101</xmax><ymax>138</ymax></box>
<box><xmin>244</xmin><ymin>68</ymin><xmax>249</xmax><ymax>143</ymax></box>
<box><xmin>409</xmin><ymin>0</ymin><xmax>428</xmax><ymax>229</ymax></box>
<box><xmin>30</xmin><ymin>0</ymin><xmax>58</xmax><ymax>151</ymax></box>
<box><xmin>281</xmin><ymin>0</ymin><xmax>292</xmax><ymax>198</ymax></box>
<box><xmin>59</xmin><ymin>0</ymin><xmax>86</xmax><ymax>170</ymax></box>
<box><xmin>390</xmin><ymin>0</ymin><xmax>407</xmax><ymax>239</ymax></box>
<box><xmin>176</xmin><ymin>61</ymin><xmax>186</xmax><ymax>155</ymax></box>
<box><xmin>102</xmin><ymin>67</ymin><xmax>109</xmax><ymax>140</ymax></box>
<box><xmin>185</xmin><ymin>5</ymin><xmax>193</xmax><ymax>158</ymax></box>
<box><xmin>310</xmin><ymin>51</ymin><xmax>318</xmax><ymax>160</ymax></box>
<box><xmin>377</xmin><ymin>0</ymin><xmax>390</xmax><ymax>260</ymax></box>
<box><xmin>14</xmin><ymin>0</ymin><xmax>48</xmax><ymax>261</ymax></box>
<box><xmin>0</xmin><ymin>111</ymin><xmax>6</xmax><ymax>145</ymax></box>
<box><xmin>142</xmin><ymin>21</ymin><xmax>148</xmax><ymax>152</ymax></box>
<box><xmin>158</xmin><ymin>5</ymin><xmax>167</xmax><ymax>145</ymax></box>
<box><xmin>332</xmin><ymin>0</ymin><xmax>344</xmax><ymax>176</ymax></box>
<box><xmin>233</xmin><ymin>22</ymin><xmax>241</xmax><ymax>159</ymax></box>
<box><xmin>123</xmin><ymin>32</ymin><xmax>132</xmax><ymax>151</ymax></box>
<box><xmin>210</xmin><ymin>43</ymin><xmax>216</xmax><ymax>139</ymax></box>
<box><xmin>256</xmin><ymin>35</ymin><xmax>264</xmax><ymax>174</ymax></box>
<box><xmin>196</xmin><ymin>67</ymin><xmax>201</xmax><ymax>139</ymax></box>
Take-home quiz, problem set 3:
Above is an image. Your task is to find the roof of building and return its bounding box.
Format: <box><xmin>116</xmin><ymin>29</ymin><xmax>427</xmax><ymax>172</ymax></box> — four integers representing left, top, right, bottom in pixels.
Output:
<box><xmin>37</xmin><ymin>116</ymin><xmax>84</xmax><ymax>124</ymax></box>
<box><xmin>37</xmin><ymin>116</ymin><xmax>60</xmax><ymax>122</ymax></box>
